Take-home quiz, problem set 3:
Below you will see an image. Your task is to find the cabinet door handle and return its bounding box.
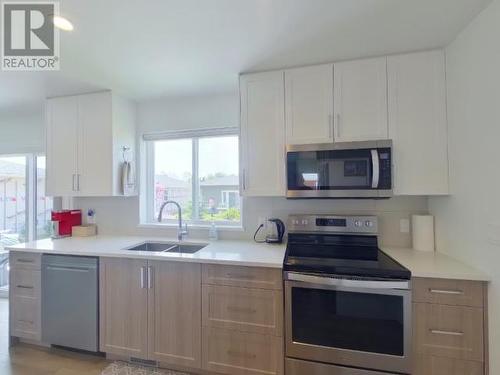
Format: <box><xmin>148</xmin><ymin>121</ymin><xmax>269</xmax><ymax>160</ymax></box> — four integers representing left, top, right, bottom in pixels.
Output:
<box><xmin>335</xmin><ymin>113</ymin><xmax>341</xmax><ymax>139</ymax></box>
<box><xmin>430</xmin><ymin>329</ymin><xmax>464</xmax><ymax>337</ymax></box>
<box><xmin>328</xmin><ymin>114</ymin><xmax>333</xmax><ymax>140</ymax></box>
<box><xmin>147</xmin><ymin>266</ymin><xmax>153</xmax><ymax>289</ymax></box>
<box><xmin>77</xmin><ymin>174</ymin><xmax>81</xmax><ymax>191</ymax></box>
<box><xmin>242</xmin><ymin>169</ymin><xmax>246</xmax><ymax>191</ymax></box>
<box><xmin>429</xmin><ymin>288</ymin><xmax>464</xmax><ymax>295</ymax></box>
<box><xmin>72</xmin><ymin>174</ymin><xmax>77</xmax><ymax>191</ymax></box>
<box><xmin>140</xmin><ymin>267</ymin><xmax>146</xmax><ymax>289</ymax></box>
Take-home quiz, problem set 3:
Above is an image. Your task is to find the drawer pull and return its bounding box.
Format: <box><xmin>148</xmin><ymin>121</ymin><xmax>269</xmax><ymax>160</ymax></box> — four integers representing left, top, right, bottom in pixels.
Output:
<box><xmin>18</xmin><ymin>319</ymin><xmax>34</xmax><ymax>324</ymax></box>
<box><xmin>226</xmin><ymin>273</ymin><xmax>256</xmax><ymax>280</ymax></box>
<box><xmin>429</xmin><ymin>288</ymin><xmax>464</xmax><ymax>295</ymax></box>
<box><xmin>227</xmin><ymin>350</ymin><xmax>257</xmax><ymax>359</ymax></box>
<box><xmin>227</xmin><ymin>306</ymin><xmax>257</xmax><ymax>314</ymax></box>
<box><xmin>430</xmin><ymin>329</ymin><xmax>464</xmax><ymax>336</ymax></box>
<box><xmin>17</xmin><ymin>259</ymin><xmax>34</xmax><ymax>263</ymax></box>
<box><xmin>16</xmin><ymin>285</ymin><xmax>34</xmax><ymax>289</ymax></box>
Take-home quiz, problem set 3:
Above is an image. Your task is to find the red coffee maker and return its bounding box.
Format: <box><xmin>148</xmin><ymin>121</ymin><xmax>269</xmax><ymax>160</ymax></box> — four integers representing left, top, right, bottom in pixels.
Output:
<box><xmin>50</xmin><ymin>210</ymin><xmax>82</xmax><ymax>238</ymax></box>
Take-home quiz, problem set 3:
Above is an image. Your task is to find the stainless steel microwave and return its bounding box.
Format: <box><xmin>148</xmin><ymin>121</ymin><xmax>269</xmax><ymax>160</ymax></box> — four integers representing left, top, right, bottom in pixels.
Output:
<box><xmin>286</xmin><ymin>140</ymin><xmax>392</xmax><ymax>199</ymax></box>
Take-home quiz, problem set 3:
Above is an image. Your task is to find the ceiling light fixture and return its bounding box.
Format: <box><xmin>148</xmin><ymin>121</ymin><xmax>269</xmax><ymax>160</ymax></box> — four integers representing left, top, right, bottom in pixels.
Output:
<box><xmin>53</xmin><ymin>15</ymin><xmax>74</xmax><ymax>31</ymax></box>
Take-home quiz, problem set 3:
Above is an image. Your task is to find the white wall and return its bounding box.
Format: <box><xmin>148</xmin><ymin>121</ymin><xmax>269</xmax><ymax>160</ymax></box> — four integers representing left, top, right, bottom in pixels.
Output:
<box><xmin>138</xmin><ymin>92</ymin><xmax>239</xmax><ymax>134</ymax></box>
<box><xmin>0</xmin><ymin>110</ymin><xmax>45</xmax><ymax>154</ymax></box>
<box><xmin>429</xmin><ymin>0</ymin><xmax>500</xmax><ymax>372</ymax></box>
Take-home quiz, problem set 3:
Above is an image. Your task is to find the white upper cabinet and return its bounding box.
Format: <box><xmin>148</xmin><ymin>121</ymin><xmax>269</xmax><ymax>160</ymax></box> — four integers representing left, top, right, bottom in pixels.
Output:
<box><xmin>46</xmin><ymin>96</ymin><xmax>79</xmax><ymax>197</ymax></box>
<box><xmin>46</xmin><ymin>91</ymin><xmax>136</xmax><ymax>197</ymax></box>
<box><xmin>285</xmin><ymin>64</ymin><xmax>334</xmax><ymax>145</ymax></box>
<box><xmin>388</xmin><ymin>50</ymin><xmax>449</xmax><ymax>195</ymax></box>
<box><xmin>240</xmin><ymin>71</ymin><xmax>286</xmax><ymax>197</ymax></box>
<box><xmin>334</xmin><ymin>57</ymin><xmax>388</xmax><ymax>142</ymax></box>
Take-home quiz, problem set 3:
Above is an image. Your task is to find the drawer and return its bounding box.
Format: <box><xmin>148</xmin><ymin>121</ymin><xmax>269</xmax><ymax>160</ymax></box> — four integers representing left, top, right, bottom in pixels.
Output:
<box><xmin>11</xmin><ymin>269</ymin><xmax>41</xmax><ymax>298</ymax></box>
<box><xmin>413</xmin><ymin>303</ymin><xmax>484</xmax><ymax>362</ymax></box>
<box><xmin>202</xmin><ymin>264</ymin><xmax>282</xmax><ymax>290</ymax></box>
<box><xmin>202</xmin><ymin>285</ymin><xmax>283</xmax><ymax>336</ymax></box>
<box><xmin>413</xmin><ymin>277</ymin><xmax>484</xmax><ymax>307</ymax></box>
<box><xmin>10</xmin><ymin>295</ymin><xmax>41</xmax><ymax>340</ymax></box>
<box><xmin>202</xmin><ymin>327</ymin><xmax>284</xmax><ymax>375</ymax></box>
<box><xmin>10</xmin><ymin>252</ymin><xmax>41</xmax><ymax>270</ymax></box>
<box><xmin>414</xmin><ymin>354</ymin><xmax>484</xmax><ymax>375</ymax></box>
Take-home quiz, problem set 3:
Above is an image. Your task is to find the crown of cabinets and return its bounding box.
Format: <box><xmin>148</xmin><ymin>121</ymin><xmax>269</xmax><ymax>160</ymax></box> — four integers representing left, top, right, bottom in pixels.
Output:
<box><xmin>240</xmin><ymin>50</ymin><xmax>449</xmax><ymax>197</ymax></box>
<box><xmin>45</xmin><ymin>91</ymin><xmax>136</xmax><ymax>197</ymax></box>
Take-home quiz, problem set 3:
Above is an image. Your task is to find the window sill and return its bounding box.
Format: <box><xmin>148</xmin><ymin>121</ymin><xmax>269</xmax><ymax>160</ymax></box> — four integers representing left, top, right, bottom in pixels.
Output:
<box><xmin>137</xmin><ymin>223</ymin><xmax>244</xmax><ymax>232</ymax></box>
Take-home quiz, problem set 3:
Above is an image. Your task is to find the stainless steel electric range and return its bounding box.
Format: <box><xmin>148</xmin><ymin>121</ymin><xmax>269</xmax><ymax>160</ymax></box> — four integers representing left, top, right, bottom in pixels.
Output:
<box><xmin>284</xmin><ymin>215</ymin><xmax>412</xmax><ymax>375</ymax></box>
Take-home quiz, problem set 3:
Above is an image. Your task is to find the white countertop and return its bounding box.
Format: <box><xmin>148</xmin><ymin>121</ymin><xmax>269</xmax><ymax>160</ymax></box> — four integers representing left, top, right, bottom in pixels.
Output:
<box><xmin>6</xmin><ymin>235</ymin><xmax>286</xmax><ymax>268</ymax></box>
<box><xmin>6</xmin><ymin>236</ymin><xmax>489</xmax><ymax>280</ymax></box>
<box><xmin>382</xmin><ymin>247</ymin><xmax>490</xmax><ymax>282</ymax></box>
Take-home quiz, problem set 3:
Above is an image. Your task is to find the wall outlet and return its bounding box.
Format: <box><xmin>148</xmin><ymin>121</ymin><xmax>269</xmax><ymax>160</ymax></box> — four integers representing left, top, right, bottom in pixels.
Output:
<box><xmin>257</xmin><ymin>217</ymin><xmax>269</xmax><ymax>230</ymax></box>
<box><xmin>400</xmin><ymin>218</ymin><xmax>410</xmax><ymax>233</ymax></box>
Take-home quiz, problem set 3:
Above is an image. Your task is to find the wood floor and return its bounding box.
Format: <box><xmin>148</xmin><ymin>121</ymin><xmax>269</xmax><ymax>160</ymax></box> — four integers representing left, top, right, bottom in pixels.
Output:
<box><xmin>0</xmin><ymin>298</ymin><xmax>109</xmax><ymax>375</ymax></box>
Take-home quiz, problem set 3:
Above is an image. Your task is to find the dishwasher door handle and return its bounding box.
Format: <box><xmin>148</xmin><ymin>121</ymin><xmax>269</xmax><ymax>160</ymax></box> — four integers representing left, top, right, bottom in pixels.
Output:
<box><xmin>45</xmin><ymin>265</ymin><xmax>92</xmax><ymax>273</ymax></box>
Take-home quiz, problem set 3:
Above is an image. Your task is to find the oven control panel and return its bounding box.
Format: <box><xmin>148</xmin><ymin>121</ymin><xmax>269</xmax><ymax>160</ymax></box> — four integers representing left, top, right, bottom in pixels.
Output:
<box><xmin>288</xmin><ymin>215</ymin><xmax>378</xmax><ymax>234</ymax></box>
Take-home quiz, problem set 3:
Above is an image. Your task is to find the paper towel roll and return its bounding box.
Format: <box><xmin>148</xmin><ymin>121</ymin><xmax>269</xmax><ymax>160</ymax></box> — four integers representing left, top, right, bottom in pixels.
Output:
<box><xmin>412</xmin><ymin>215</ymin><xmax>435</xmax><ymax>252</ymax></box>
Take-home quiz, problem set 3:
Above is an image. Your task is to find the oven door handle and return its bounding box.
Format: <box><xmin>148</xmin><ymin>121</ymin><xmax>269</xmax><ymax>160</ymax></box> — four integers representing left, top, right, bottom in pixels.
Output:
<box><xmin>285</xmin><ymin>272</ymin><xmax>410</xmax><ymax>290</ymax></box>
<box><xmin>371</xmin><ymin>149</ymin><xmax>380</xmax><ymax>189</ymax></box>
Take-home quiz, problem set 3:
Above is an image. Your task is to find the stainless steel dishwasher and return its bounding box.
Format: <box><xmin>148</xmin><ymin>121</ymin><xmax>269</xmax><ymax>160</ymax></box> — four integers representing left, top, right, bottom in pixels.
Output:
<box><xmin>42</xmin><ymin>254</ymin><xmax>99</xmax><ymax>352</ymax></box>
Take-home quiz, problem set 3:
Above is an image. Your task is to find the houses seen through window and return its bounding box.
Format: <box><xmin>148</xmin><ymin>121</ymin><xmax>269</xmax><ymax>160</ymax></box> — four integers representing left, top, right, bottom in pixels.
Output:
<box><xmin>151</xmin><ymin>134</ymin><xmax>240</xmax><ymax>226</ymax></box>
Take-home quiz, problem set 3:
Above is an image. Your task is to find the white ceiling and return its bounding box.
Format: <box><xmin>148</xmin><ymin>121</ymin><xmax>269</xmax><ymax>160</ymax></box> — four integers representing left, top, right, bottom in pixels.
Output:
<box><xmin>0</xmin><ymin>0</ymin><xmax>492</xmax><ymax>113</ymax></box>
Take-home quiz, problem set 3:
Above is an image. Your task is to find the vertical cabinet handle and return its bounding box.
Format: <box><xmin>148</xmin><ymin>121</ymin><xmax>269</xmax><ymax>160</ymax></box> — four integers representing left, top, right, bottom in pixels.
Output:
<box><xmin>72</xmin><ymin>174</ymin><xmax>77</xmax><ymax>191</ymax></box>
<box><xmin>77</xmin><ymin>174</ymin><xmax>80</xmax><ymax>191</ymax></box>
<box><xmin>147</xmin><ymin>266</ymin><xmax>153</xmax><ymax>289</ymax></box>
<box><xmin>140</xmin><ymin>267</ymin><xmax>146</xmax><ymax>289</ymax></box>
<box><xmin>328</xmin><ymin>114</ymin><xmax>333</xmax><ymax>140</ymax></box>
<box><xmin>336</xmin><ymin>114</ymin><xmax>341</xmax><ymax>138</ymax></box>
<box><xmin>242</xmin><ymin>169</ymin><xmax>246</xmax><ymax>191</ymax></box>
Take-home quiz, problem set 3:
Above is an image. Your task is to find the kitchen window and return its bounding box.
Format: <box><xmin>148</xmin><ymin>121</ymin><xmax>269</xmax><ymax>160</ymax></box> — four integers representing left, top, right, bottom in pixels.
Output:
<box><xmin>144</xmin><ymin>128</ymin><xmax>241</xmax><ymax>227</ymax></box>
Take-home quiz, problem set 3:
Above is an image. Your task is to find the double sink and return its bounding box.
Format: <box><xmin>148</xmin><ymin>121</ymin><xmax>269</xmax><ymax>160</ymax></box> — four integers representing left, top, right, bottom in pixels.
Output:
<box><xmin>125</xmin><ymin>241</ymin><xmax>207</xmax><ymax>254</ymax></box>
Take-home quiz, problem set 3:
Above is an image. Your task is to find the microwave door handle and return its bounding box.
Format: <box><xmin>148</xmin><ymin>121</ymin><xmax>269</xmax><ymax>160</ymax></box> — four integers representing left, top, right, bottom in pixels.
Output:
<box><xmin>371</xmin><ymin>149</ymin><xmax>379</xmax><ymax>188</ymax></box>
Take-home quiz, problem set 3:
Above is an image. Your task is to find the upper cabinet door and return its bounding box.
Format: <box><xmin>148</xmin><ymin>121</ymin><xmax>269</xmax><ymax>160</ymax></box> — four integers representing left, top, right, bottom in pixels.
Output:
<box><xmin>285</xmin><ymin>64</ymin><xmax>334</xmax><ymax>145</ymax></box>
<box><xmin>334</xmin><ymin>57</ymin><xmax>388</xmax><ymax>142</ymax></box>
<box><xmin>77</xmin><ymin>92</ymin><xmax>113</xmax><ymax>196</ymax></box>
<box><xmin>46</xmin><ymin>96</ymin><xmax>79</xmax><ymax>197</ymax></box>
<box><xmin>240</xmin><ymin>71</ymin><xmax>286</xmax><ymax>197</ymax></box>
<box><xmin>388</xmin><ymin>50</ymin><xmax>449</xmax><ymax>195</ymax></box>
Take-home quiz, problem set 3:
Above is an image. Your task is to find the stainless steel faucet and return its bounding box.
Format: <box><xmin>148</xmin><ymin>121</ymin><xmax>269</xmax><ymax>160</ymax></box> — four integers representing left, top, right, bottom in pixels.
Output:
<box><xmin>157</xmin><ymin>200</ymin><xmax>188</xmax><ymax>241</ymax></box>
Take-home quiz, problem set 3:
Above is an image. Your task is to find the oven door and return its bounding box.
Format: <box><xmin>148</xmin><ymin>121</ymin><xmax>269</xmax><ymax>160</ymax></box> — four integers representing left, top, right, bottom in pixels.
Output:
<box><xmin>286</xmin><ymin>141</ymin><xmax>392</xmax><ymax>198</ymax></box>
<box><xmin>285</xmin><ymin>274</ymin><xmax>411</xmax><ymax>374</ymax></box>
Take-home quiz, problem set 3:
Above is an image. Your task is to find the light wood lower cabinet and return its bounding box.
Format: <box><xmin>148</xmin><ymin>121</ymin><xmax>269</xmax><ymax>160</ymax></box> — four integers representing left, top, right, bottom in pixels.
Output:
<box><xmin>9</xmin><ymin>253</ymin><xmax>41</xmax><ymax>341</ymax></box>
<box><xmin>202</xmin><ymin>264</ymin><xmax>284</xmax><ymax>375</ymax></box>
<box><xmin>100</xmin><ymin>258</ymin><xmax>202</xmax><ymax>368</ymax></box>
<box><xmin>202</xmin><ymin>285</ymin><xmax>283</xmax><ymax>336</ymax></box>
<box><xmin>203</xmin><ymin>327</ymin><xmax>284</xmax><ymax>375</ymax></box>
<box><xmin>100</xmin><ymin>261</ymin><xmax>284</xmax><ymax>374</ymax></box>
<box><xmin>414</xmin><ymin>354</ymin><xmax>484</xmax><ymax>375</ymax></box>
<box><xmin>148</xmin><ymin>261</ymin><xmax>201</xmax><ymax>368</ymax></box>
<box><xmin>99</xmin><ymin>258</ymin><xmax>149</xmax><ymax>358</ymax></box>
<box><xmin>412</xmin><ymin>277</ymin><xmax>488</xmax><ymax>375</ymax></box>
